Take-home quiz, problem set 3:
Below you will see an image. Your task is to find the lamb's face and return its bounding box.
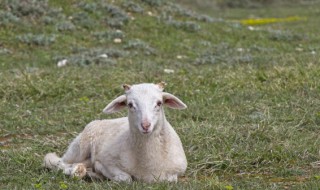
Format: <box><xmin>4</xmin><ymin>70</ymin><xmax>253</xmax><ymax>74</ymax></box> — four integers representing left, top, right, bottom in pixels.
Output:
<box><xmin>103</xmin><ymin>82</ymin><xmax>187</xmax><ymax>135</ymax></box>
<box><xmin>126</xmin><ymin>84</ymin><xmax>164</xmax><ymax>135</ymax></box>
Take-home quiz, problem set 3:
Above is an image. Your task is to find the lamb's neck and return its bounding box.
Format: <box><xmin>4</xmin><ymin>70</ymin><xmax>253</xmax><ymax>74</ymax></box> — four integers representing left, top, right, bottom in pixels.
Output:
<box><xmin>129</xmin><ymin>121</ymin><xmax>169</xmax><ymax>160</ymax></box>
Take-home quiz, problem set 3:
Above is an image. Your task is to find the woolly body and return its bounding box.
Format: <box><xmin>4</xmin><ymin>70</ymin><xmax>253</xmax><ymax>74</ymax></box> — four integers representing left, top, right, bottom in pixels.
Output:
<box><xmin>44</xmin><ymin>83</ymin><xmax>187</xmax><ymax>182</ymax></box>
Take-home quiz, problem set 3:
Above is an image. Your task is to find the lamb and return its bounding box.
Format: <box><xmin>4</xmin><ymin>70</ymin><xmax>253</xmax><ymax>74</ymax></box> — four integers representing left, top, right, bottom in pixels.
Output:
<box><xmin>44</xmin><ymin>82</ymin><xmax>188</xmax><ymax>183</ymax></box>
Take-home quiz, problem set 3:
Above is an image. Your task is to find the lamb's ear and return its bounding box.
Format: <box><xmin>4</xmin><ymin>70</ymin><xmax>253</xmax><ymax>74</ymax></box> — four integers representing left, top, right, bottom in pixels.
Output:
<box><xmin>123</xmin><ymin>84</ymin><xmax>131</xmax><ymax>92</ymax></box>
<box><xmin>156</xmin><ymin>81</ymin><xmax>166</xmax><ymax>91</ymax></box>
<box><xmin>163</xmin><ymin>92</ymin><xmax>187</xmax><ymax>109</ymax></box>
<box><xmin>103</xmin><ymin>95</ymin><xmax>127</xmax><ymax>114</ymax></box>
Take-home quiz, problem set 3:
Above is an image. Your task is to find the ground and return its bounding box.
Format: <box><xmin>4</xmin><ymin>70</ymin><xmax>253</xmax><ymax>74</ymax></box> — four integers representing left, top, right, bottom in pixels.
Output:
<box><xmin>1</xmin><ymin>0</ymin><xmax>320</xmax><ymax>189</ymax></box>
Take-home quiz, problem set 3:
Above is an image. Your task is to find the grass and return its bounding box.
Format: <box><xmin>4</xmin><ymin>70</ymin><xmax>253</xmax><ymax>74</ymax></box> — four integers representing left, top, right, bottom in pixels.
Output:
<box><xmin>1</xmin><ymin>0</ymin><xmax>320</xmax><ymax>189</ymax></box>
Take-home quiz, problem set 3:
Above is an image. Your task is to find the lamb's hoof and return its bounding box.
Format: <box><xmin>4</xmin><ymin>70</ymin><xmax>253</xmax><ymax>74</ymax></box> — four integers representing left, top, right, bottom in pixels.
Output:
<box><xmin>113</xmin><ymin>174</ymin><xmax>132</xmax><ymax>183</ymax></box>
<box><xmin>72</xmin><ymin>164</ymin><xmax>87</xmax><ymax>179</ymax></box>
<box><xmin>87</xmin><ymin>170</ymin><xmax>105</xmax><ymax>181</ymax></box>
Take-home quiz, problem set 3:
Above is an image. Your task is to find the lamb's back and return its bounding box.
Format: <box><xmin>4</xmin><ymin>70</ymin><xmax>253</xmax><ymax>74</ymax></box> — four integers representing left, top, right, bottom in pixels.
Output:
<box><xmin>79</xmin><ymin>117</ymin><xmax>129</xmax><ymax>155</ymax></box>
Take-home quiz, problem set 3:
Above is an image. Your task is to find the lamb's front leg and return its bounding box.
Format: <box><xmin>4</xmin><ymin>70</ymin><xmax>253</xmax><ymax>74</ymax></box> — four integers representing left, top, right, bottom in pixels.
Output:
<box><xmin>94</xmin><ymin>161</ymin><xmax>132</xmax><ymax>182</ymax></box>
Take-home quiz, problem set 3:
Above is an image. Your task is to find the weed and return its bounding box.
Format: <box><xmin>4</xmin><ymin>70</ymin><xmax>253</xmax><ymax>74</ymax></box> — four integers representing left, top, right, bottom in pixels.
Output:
<box><xmin>0</xmin><ymin>11</ymin><xmax>20</xmax><ymax>25</ymax></box>
<box><xmin>3</xmin><ymin>0</ymin><xmax>50</xmax><ymax>17</ymax></box>
<box><xmin>195</xmin><ymin>43</ymin><xmax>253</xmax><ymax>65</ymax></box>
<box><xmin>122</xmin><ymin>2</ymin><xmax>144</xmax><ymax>13</ymax></box>
<box><xmin>103</xmin><ymin>4</ymin><xmax>130</xmax><ymax>28</ymax></box>
<box><xmin>93</xmin><ymin>30</ymin><xmax>125</xmax><ymax>42</ymax></box>
<box><xmin>124</xmin><ymin>39</ymin><xmax>156</xmax><ymax>55</ymax></box>
<box><xmin>165</xmin><ymin>3</ymin><xmax>217</xmax><ymax>23</ymax></box>
<box><xmin>165</xmin><ymin>20</ymin><xmax>201</xmax><ymax>32</ymax></box>
<box><xmin>0</xmin><ymin>48</ymin><xmax>11</xmax><ymax>55</ymax></box>
<box><xmin>217</xmin><ymin>0</ymin><xmax>275</xmax><ymax>8</ymax></box>
<box><xmin>77</xmin><ymin>2</ymin><xmax>98</xmax><ymax>13</ymax></box>
<box><xmin>17</xmin><ymin>33</ymin><xmax>56</xmax><ymax>46</ymax></box>
<box><xmin>56</xmin><ymin>21</ymin><xmax>75</xmax><ymax>32</ymax></box>
<box><xmin>71</xmin><ymin>12</ymin><xmax>96</xmax><ymax>29</ymax></box>
<box><xmin>269</xmin><ymin>30</ymin><xmax>306</xmax><ymax>42</ymax></box>
<box><xmin>54</xmin><ymin>48</ymin><xmax>128</xmax><ymax>66</ymax></box>
<box><xmin>142</xmin><ymin>0</ymin><xmax>165</xmax><ymax>7</ymax></box>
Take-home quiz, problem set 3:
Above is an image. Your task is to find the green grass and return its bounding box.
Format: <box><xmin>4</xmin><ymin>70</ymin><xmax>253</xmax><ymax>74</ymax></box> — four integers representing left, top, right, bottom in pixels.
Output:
<box><xmin>1</xmin><ymin>0</ymin><xmax>320</xmax><ymax>189</ymax></box>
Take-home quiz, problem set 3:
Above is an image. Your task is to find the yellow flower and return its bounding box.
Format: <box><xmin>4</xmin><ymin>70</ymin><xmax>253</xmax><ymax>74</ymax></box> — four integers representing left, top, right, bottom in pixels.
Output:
<box><xmin>240</xmin><ymin>16</ymin><xmax>307</xmax><ymax>25</ymax></box>
<box><xmin>225</xmin><ymin>185</ymin><xmax>234</xmax><ymax>190</ymax></box>
<box><xmin>79</xmin><ymin>96</ymin><xmax>89</xmax><ymax>102</ymax></box>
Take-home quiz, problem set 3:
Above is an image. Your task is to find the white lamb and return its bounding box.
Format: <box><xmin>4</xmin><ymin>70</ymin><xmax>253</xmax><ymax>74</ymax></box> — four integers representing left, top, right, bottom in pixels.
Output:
<box><xmin>44</xmin><ymin>82</ymin><xmax>187</xmax><ymax>183</ymax></box>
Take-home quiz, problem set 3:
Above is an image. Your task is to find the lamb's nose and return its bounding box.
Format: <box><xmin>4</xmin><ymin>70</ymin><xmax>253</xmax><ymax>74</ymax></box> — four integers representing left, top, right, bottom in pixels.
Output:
<box><xmin>141</xmin><ymin>122</ymin><xmax>151</xmax><ymax>131</ymax></box>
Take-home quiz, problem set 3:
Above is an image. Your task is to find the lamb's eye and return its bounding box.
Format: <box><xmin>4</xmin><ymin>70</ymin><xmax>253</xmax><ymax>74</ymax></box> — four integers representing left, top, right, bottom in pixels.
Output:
<box><xmin>156</xmin><ymin>101</ymin><xmax>162</xmax><ymax>107</ymax></box>
<box><xmin>128</xmin><ymin>103</ymin><xmax>133</xmax><ymax>108</ymax></box>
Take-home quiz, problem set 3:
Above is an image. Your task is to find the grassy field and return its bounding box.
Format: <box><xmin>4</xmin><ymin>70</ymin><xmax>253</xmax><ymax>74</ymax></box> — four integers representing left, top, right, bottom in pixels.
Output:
<box><xmin>1</xmin><ymin>0</ymin><xmax>320</xmax><ymax>189</ymax></box>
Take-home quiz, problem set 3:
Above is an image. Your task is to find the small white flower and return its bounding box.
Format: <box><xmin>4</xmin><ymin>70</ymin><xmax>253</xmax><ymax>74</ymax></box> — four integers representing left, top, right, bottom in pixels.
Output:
<box><xmin>311</xmin><ymin>51</ymin><xmax>316</xmax><ymax>55</ymax></box>
<box><xmin>164</xmin><ymin>69</ymin><xmax>174</xmax><ymax>74</ymax></box>
<box><xmin>147</xmin><ymin>11</ymin><xmax>153</xmax><ymax>16</ymax></box>
<box><xmin>237</xmin><ymin>48</ymin><xmax>244</xmax><ymax>52</ymax></box>
<box><xmin>295</xmin><ymin>47</ymin><xmax>303</xmax><ymax>52</ymax></box>
<box><xmin>177</xmin><ymin>55</ymin><xmax>187</xmax><ymax>59</ymax></box>
<box><xmin>26</xmin><ymin>110</ymin><xmax>32</xmax><ymax>115</ymax></box>
<box><xmin>99</xmin><ymin>54</ymin><xmax>108</xmax><ymax>58</ymax></box>
<box><xmin>248</xmin><ymin>26</ymin><xmax>255</xmax><ymax>31</ymax></box>
<box><xmin>57</xmin><ymin>59</ymin><xmax>68</xmax><ymax>67</ymax></box>
<box><xmin>114</xmin><ymin>38</ymin><xmax>122</xmax><ymax>43</ymax></box>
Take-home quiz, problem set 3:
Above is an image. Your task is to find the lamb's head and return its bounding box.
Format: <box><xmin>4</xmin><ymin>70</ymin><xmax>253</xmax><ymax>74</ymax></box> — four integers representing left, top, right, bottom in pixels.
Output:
<box><xmin>103</xmin><ymin>82</ymin><xmax>187</xmax><ymax>135</ymax></box>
